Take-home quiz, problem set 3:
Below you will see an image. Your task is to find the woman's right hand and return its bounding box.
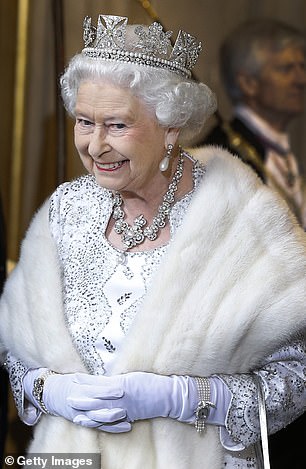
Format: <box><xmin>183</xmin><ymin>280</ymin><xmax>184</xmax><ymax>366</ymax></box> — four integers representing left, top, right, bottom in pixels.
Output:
<box><xmin>23</xmin><ymin>369</ymin><xmax>131</xmax><ymax>432</ymax></box>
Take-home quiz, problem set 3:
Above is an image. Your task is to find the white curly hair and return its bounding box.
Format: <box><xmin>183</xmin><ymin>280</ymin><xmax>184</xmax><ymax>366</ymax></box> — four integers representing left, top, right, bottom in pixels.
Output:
<box><xmin>60</xmin><ymin>54</ymin><xmax>217</xmax><ymax>145</ymax></box>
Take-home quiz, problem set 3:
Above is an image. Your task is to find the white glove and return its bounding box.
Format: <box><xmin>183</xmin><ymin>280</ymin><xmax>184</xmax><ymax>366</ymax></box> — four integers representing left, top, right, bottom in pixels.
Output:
<box><xmin>23</xmin><ymin>368</ymin><xmax>130</xmax><ymax>432</ymax></box>
<box><xmin>70</xmin><ymin>371</ymin><xmax>198</xmax><ymax>429</ymax></box>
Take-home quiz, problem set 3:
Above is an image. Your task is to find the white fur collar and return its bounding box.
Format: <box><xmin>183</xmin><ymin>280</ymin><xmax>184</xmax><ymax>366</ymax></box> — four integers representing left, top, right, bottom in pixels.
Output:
<box><xmin>1</xmin><ymin>146</ymin><xmax>306</xmax><ymax>468</ymax></box>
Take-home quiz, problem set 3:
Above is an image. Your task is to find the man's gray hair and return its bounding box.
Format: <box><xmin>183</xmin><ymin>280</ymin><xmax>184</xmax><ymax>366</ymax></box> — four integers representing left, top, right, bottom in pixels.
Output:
<box><xmin>220</xmin><ymin>19</ymin><xmax>306</xmax><ymax>103</ymax></box>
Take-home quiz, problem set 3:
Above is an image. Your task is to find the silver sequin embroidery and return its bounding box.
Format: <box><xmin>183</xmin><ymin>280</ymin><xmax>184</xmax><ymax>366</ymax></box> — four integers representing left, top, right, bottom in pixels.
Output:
<box><xmin>49</xmin><ymin>156</ymin><xmax>205</xmax><ymax>375</ymax></box>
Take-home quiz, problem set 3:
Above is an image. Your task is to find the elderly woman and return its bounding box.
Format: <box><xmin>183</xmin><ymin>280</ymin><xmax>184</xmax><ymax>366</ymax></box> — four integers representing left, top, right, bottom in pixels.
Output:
<box><xmin>1</xmin><ymin>14</ymin><xmax>306</xmax><ymax>469</ymax></box>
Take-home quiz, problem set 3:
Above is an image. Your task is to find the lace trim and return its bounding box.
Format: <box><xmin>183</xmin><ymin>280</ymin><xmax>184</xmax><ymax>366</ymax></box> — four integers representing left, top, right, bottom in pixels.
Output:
<box><xmin>4</xmin><ymin>353</ymin><xmax>28</xmax><ymax>418</ymax></box>
<box><xmin>219</xmin><ymin>341</ymin><xmax>306</xmax><ymax>447</ymax></box>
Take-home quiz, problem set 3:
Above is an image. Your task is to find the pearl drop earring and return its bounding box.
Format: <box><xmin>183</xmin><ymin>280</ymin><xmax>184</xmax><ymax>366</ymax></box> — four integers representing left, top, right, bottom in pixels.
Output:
<box><xmin>159</xmin><ymin>144</ymin><xmax>174</xmax><ymax>172</ymax></box>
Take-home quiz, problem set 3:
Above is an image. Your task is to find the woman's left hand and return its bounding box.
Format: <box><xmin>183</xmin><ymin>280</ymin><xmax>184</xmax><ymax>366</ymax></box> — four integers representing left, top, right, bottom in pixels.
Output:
<box><xmin>71</xmin><ymin>371</ymin><xmax>196</xmax><ymax>431</ymax></box>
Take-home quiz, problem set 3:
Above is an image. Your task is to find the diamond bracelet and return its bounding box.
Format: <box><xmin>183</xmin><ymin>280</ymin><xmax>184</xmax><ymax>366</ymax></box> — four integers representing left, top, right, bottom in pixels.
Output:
<box><xmin>32</xmin><ymin>369</ymin><xmax>56</xmax><ymax>414</ymax></box>
<box><xmin>194</xmin><ymin>377</ymin><xmax>216</xmax><ymax>433</ymax></box>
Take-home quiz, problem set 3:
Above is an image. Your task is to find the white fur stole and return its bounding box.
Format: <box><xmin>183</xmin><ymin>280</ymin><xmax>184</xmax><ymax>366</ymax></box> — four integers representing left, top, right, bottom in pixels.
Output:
<box><xmin>1</xmin><ymin>146</ymin><xmax>306</xmax><ymax>468</ymax></box>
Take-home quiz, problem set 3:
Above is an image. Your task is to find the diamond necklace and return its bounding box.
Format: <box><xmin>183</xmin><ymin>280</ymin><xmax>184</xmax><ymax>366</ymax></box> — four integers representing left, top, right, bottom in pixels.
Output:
<box><xmin>112</xmin><ymin>149</ymin><xmax>184</xmax><ymax>253</ymax></box>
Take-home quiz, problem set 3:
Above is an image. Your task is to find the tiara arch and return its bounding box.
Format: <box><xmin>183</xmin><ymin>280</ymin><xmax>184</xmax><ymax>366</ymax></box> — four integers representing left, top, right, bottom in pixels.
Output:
<box><xmin>82</xmin><ymin>14</ymin><xmax>202</xmax><ymax>79</ymax></box>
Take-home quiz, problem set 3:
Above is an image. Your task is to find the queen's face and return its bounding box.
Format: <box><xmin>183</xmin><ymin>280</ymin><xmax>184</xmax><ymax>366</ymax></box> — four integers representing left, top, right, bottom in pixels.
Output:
<box><xmin>74</xmin><ymin>81</ymin><xmax>172</xmax><ymax>198</ymax></box>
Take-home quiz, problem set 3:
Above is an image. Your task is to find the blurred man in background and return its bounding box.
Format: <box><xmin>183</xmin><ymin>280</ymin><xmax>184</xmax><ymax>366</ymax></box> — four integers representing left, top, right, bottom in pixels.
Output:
<box><xmin>201</xmin><ymin>19</ymin><xmax>306</xmax><ymax>231</ymax></box>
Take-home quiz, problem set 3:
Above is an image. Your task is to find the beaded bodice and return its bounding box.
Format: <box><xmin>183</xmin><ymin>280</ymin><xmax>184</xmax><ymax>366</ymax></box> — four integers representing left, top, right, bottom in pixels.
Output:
<box><xmin>49</xmin><ymin>156</ymin><xmax>205</xmax><ymax>375</ymax></box>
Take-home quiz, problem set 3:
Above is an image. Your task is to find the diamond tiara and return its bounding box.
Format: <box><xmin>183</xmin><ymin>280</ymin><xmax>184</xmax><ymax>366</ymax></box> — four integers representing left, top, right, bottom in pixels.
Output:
<box><xmin>82</xmin><ymin>14</ymin><xmax>202</xmax><ymax>78</ymax></box>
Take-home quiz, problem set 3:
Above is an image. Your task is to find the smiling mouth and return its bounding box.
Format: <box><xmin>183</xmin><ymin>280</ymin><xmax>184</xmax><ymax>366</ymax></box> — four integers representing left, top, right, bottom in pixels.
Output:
<box><xmin>95</xmin><ymin>161</ymin><xmax>126</xmax><ymax>172</ymax></box>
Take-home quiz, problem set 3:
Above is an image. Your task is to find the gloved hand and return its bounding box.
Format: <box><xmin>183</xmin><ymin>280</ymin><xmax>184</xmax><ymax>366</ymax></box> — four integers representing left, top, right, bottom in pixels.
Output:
<box><xmin>23</xmin><ymin>368</ymin><xmax>130</xmax><ymax>432</ymax></box>
<box><xmin>70</xmin><ymin>371</ymin><xmax>198</xmax><ymax>428</ymax></box>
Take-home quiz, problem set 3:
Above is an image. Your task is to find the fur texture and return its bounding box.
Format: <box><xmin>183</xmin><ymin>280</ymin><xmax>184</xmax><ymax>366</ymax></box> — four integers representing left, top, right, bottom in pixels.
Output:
<box><xmin>1</xmin><ymin>146</ymin><xmax>306</xmax><ymax>468</ymax></box>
